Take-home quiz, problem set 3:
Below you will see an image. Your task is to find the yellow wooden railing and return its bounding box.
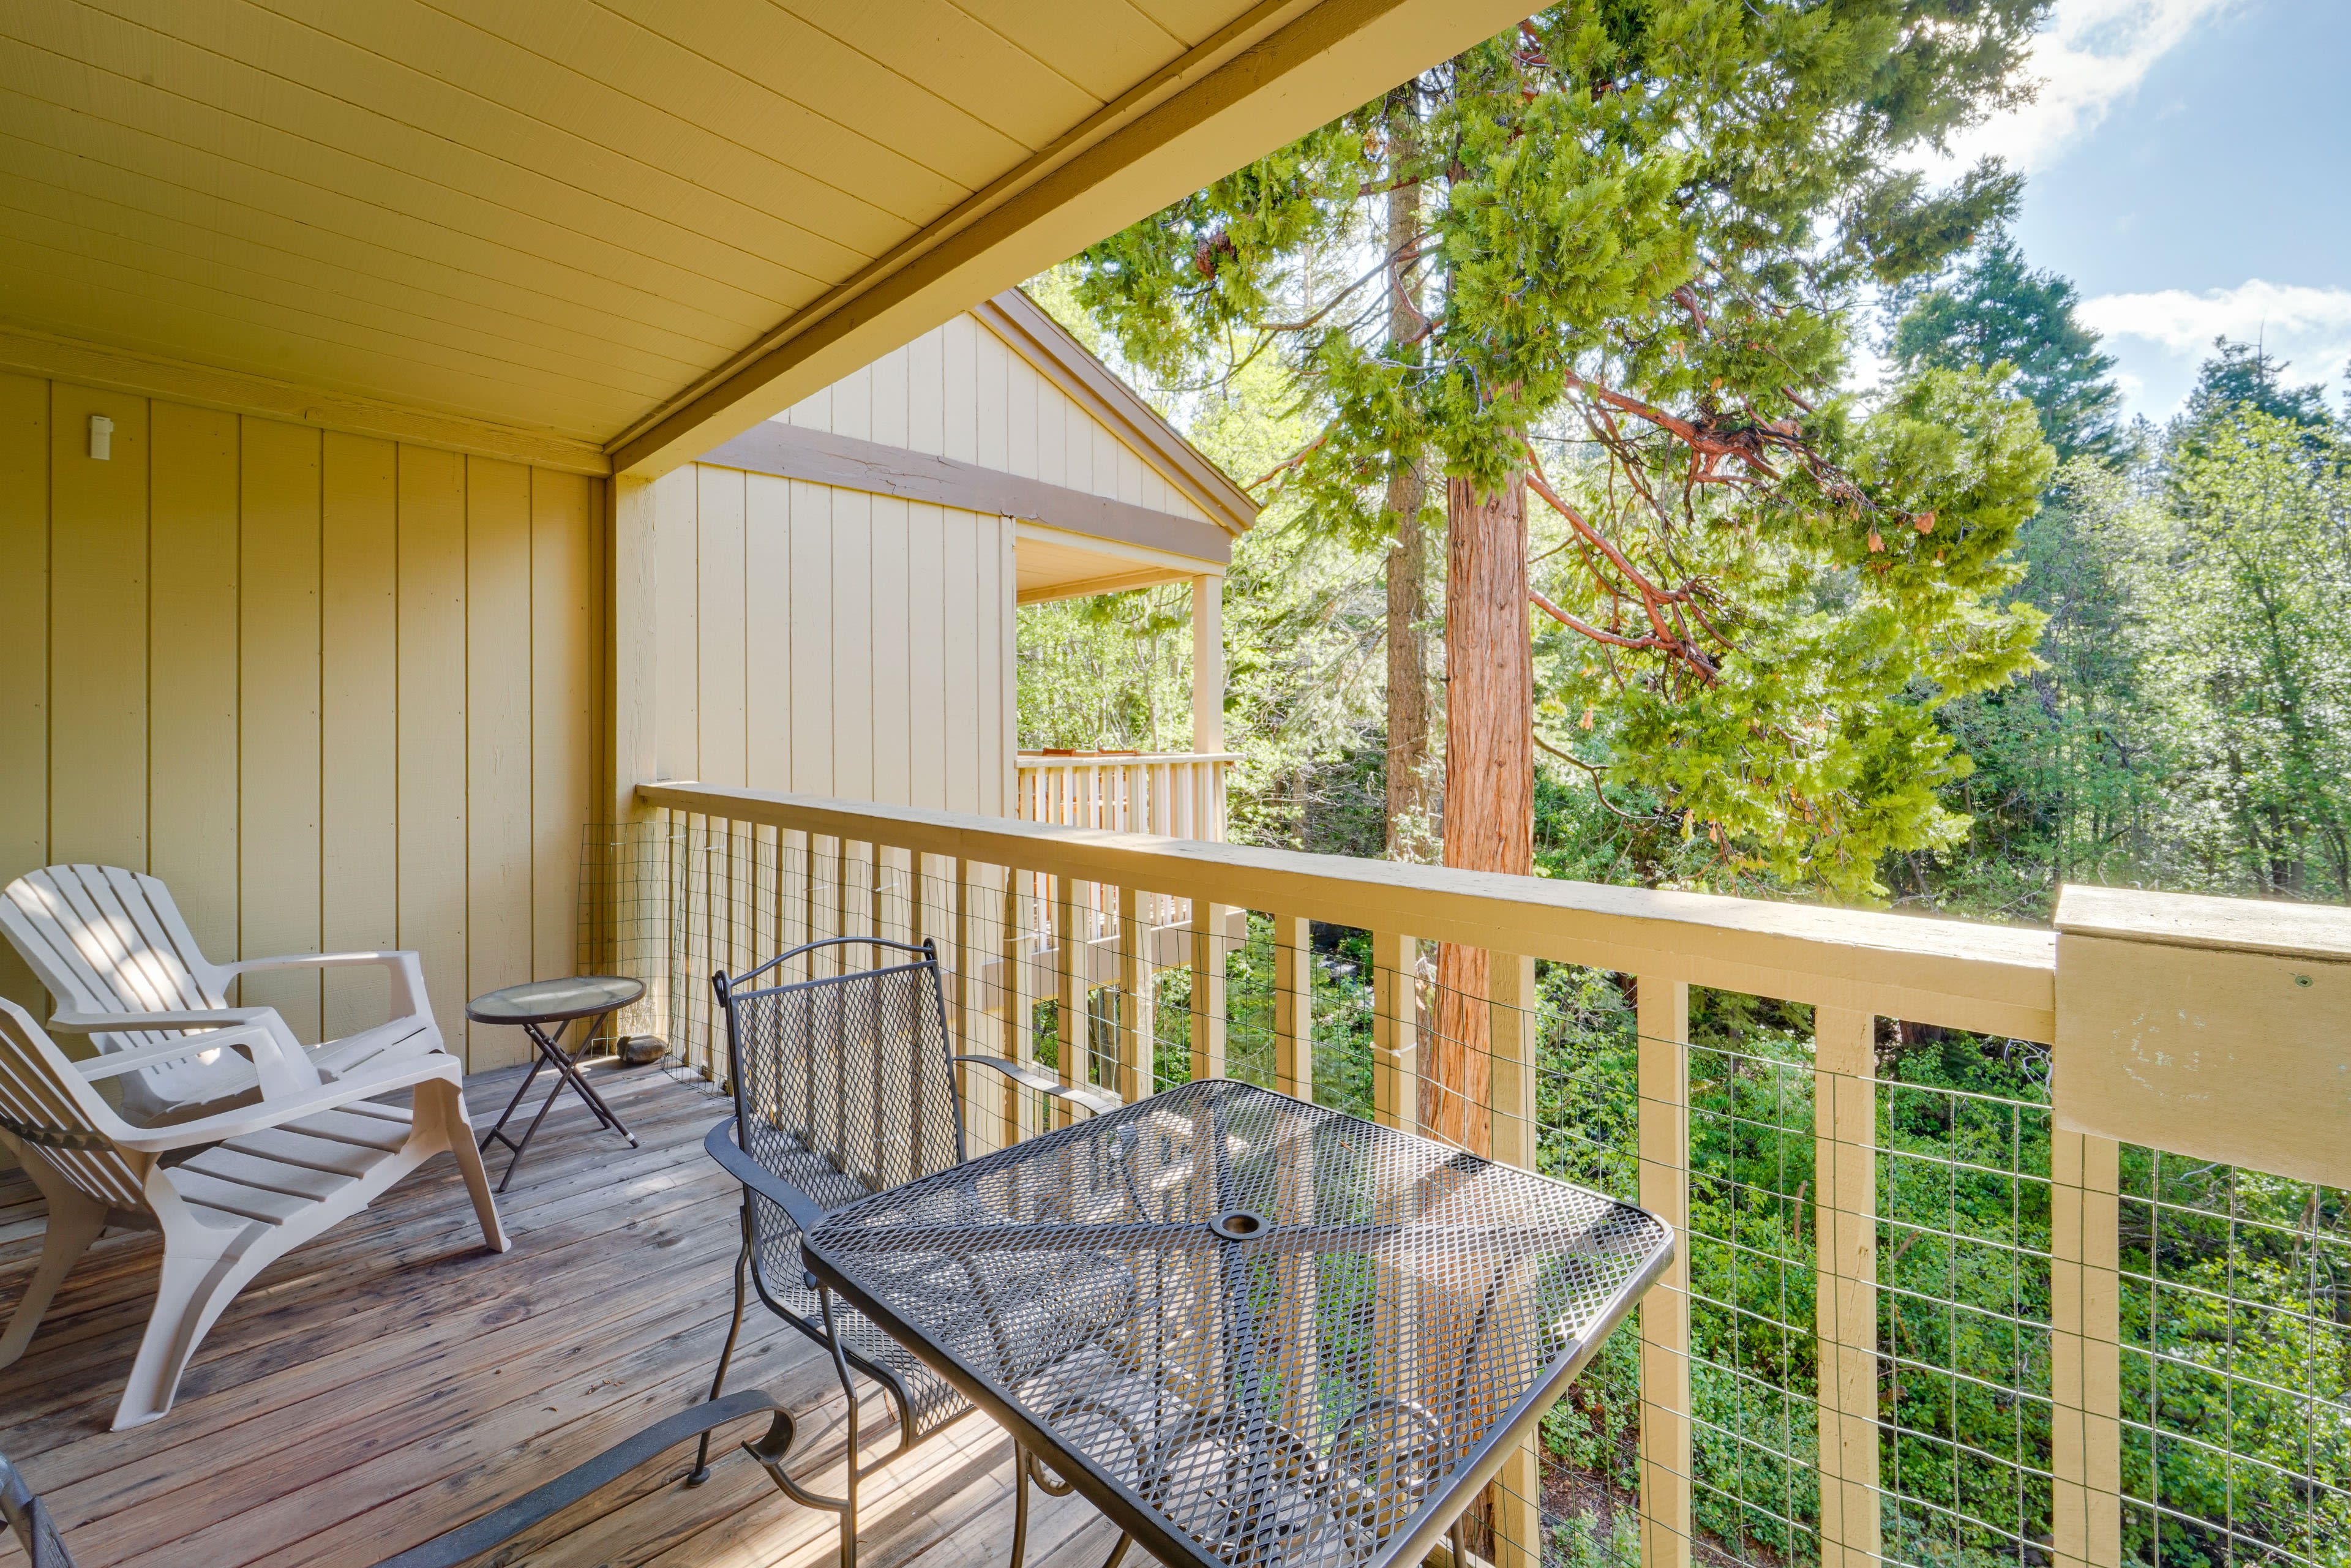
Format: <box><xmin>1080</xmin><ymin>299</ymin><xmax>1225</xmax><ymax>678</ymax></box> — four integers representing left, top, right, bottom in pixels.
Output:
<box><xmin>603</xmin><ymin>782</ymin><xmax>2346</xmax><ymax>1568</ymax></box>
<box><xmin>1016</xmin><ymin>750</ymin><xmax>1237</xmax><ymax>842</ymax></box>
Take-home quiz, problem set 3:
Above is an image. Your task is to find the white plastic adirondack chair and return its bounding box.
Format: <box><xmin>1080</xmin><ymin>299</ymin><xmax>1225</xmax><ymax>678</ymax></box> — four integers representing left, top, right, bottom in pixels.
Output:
<box><xmin>0</xmin><ymin>996</ymin><xmax>508</xmax><ymax>1428</ymax></box>
<box><xmin>1</xmin><ymin>866</ymin><xmax>442</xmax><ymax>1123</ymax></box>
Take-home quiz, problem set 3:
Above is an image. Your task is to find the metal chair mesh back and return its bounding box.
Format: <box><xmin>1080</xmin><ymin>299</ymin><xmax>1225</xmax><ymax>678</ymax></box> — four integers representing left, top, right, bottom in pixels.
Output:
<box><xmin>721</xmin><ymin>942</ymin><xmax>963</xmax><ymax>1318</ymax></box>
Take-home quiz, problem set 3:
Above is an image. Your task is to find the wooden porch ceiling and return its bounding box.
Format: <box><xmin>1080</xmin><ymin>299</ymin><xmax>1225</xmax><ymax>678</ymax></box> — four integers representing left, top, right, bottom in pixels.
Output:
<box><xmin>0</xmin><ymin>1066</ymin><xmax>1134</xmax><ymax>1568</ymax></box>
<box><xmin>0</xmin><ymin>0</ymin><xmax>1535</xmax><ymax>479</ymax></box>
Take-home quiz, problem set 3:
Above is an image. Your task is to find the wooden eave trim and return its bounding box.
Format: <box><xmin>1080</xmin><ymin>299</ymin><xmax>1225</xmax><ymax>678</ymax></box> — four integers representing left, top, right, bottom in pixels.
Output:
<box><xmin>975</xmin><ymin>289</ymin><xmax>1260</xmax><ymax>535</ymax></box>
<box><xmin>604</xmin><ymin>0</ymin><xmax>1538</xmax><ymax>478</ymax></box>
<box><xmin>639</xmin><ymin>782</ymin><xmax>2058</xmax><ymax>1040</ymax></box>
<box><xmin>701</xmin><ymin>422</ymin><xmax>1231</xmax><ymax>566</ymax></box>
<box><xmin>0</xmin><ymin>327</ymin><xmax>612</xmax><ymax>476</ymax></box>
<box><xmin>1019</xmin><ymin>566</ymin><xmax>1193</xmax><ymax>604</ymax></box>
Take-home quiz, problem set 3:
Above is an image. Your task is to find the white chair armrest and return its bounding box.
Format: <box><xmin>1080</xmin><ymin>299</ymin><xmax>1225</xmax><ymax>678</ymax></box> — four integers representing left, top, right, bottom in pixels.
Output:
<box><xmin>73</xmin><ymin>1023</ymin><xmax>287</xmax><ymax>1081</ymax></box>
<box><xmin>225</xmin><ymin>951</ymin><xmax>433</xmax><ymax>1024</ymax></box>
<box><xmin>51</xmin><ymin>1006</ymin><xmax>276</xmax><ymax>1033</ymax></box>
<box><xmin>67</xmin><ymin>1019</ymin><xmax>317</xmax><ymax>1101</ymax></box>
<box><xmin>225</xmin><ymin>950</ymin><xmax>403</xmax><ymax>975</ymax></box>
<box><xmin>110</xmin><ymin>1053</ymin><xmax>463</xmax><ymax>1153</ymax></box>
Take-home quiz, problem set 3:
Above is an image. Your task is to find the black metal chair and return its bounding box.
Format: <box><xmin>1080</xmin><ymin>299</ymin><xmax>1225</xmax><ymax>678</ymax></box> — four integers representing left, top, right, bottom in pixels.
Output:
<box><xmin>692</xmin><ymin>935</ymin><xmax>1126</xmax><ymax>1568</ymax></box>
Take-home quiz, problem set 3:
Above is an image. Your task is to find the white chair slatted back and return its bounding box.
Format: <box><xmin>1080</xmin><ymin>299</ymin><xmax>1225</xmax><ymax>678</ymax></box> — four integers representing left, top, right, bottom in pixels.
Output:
<box><xmin>1</xmin><ymin>866</ymin><xmax>246</xmax><ymax>1113</ymax></box>
<box><xmin>0</xmin><ymin>1002</ymin><xmax>148</xmax><ymax>1212</ymax></box>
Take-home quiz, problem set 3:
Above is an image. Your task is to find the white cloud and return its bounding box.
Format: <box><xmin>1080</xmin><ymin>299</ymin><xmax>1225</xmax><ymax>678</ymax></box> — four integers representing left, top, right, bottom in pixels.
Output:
<box><xmin>2082</xmin><ymin>279</ymin><xmax>2351</xmax><ymax>366</ymax></box>
<box><xmin>1926</xmin><ymin>0</ymin><xmax>2237</xmax><ymax>174</ymax></box>
<box><xmin>2080</xmin><ymin>280</ymin><xmax>2351</xmax><ymax>414</ymax></box>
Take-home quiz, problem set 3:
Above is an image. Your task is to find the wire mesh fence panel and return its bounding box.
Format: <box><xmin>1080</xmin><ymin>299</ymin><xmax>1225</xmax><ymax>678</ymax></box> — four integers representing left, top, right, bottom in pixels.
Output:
<box><xmin>2118</xmin><ymin>1147</ymin><xmax>2351</xmax><ymax>1568</ymax></box>
<box><xmin>594</xmin><ymin>801</ymin><xmax>2351</xmax><ymax>1568</ymax></box>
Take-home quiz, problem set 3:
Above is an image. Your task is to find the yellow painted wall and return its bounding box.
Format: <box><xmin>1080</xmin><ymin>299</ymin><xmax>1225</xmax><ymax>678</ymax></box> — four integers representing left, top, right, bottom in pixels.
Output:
<box><xmin>0</xmin><ymin>373</ymin><xmax>604</xmax><ymax>1073</ymax></box>
<box><xmin>652</xmin><ymin>462</ymin><xmax>1014</xmax><ymax>815</ymax></box>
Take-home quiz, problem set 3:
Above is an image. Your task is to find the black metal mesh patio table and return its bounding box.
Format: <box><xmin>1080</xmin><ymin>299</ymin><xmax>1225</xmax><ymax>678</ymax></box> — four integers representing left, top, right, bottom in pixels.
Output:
<box><xmin>803</xmin><ymin>1078</ymin><xmax>1674</xmax><ymax>1568</ymax></box>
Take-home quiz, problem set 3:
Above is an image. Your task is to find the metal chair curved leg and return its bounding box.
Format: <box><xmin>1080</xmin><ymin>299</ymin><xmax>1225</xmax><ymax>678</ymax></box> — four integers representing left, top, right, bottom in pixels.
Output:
<box><xmin>687</xmin><ymin>1217</ymin><xmax>756</xmax><ymax>1487</ymax></box>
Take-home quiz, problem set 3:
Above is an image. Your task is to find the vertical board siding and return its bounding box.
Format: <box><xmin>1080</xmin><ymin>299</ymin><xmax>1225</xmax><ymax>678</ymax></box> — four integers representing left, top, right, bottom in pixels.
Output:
<box><xmin>664</xmin><ymin>463</ymin><xmax>1014</xmax><ymax>817</ymax></box>
<box><xmin>743</xmin><ymin>473</ymin><xmax>792</xmax><ymax>791</ymax></box>
<box><xmin>397</xmin><ymin>447</ymin><xmax>470</xmax><ymax>1057</ymax></box>
<box><xmin>0</xmin><ymin>374</ymin><xmax>48</xmax><ymax>1015</ymax></box>
<box><xmin>531</xmin><ymin>468</ymin><xmax>596</xmax><ymax>1003</ymax></box>
<box><xmin>694</xmin><ymin>463</ymin><xmax>748</xmax><ymax>789</ymax></box>
<box><xmin>321</xmin><ymin>432</ymin><xmax>400</xmax><ymax>1040</ymax></box>
<box><xmin>0</xmin><ymin>379</ymin><xmax>604</xmax><ymax>1070</ymax></box>
<box><xmin>464</xmin><ymin>457</ymin><xmax>534</xmax><ymax>1068</ymax></box>
<box><xmin>148</xmin><ymin>402</ymin><xmax>241</xmax><ymax>964</ymax></box>
<box><xmin>238</xmin><ymin>418</ymin><xmax>324</xmax><ymax>1039</ymax></box>
<box><xmin>48</xmin><ymin>383</ymin><xmax>149</xmax><ymax>870</ymax></box>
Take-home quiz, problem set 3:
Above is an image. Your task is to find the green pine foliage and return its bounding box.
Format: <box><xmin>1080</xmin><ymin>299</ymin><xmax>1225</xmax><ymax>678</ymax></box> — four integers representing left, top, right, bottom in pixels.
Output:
<box><xmin>1009</xmin><ymin>34</ymin><xmax>2351</xmax><ymax>1566</ymax></box>
<box><xmin>1890</xmin><ymin>234</ymin><xmax>2128</xmax><ymax>463</ymax></box>
<box><xmin>1061</xmin><ymin>1</ymin><xmax>2054</xmax><ymax>899</ymax></box>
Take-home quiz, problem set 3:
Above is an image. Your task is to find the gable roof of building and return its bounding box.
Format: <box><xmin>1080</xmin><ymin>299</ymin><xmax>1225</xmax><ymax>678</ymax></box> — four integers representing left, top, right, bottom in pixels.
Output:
<box><xmin>973</xmin><ymin>289</ymin><xmax>1260</xmax><ymax>537</ymax></box>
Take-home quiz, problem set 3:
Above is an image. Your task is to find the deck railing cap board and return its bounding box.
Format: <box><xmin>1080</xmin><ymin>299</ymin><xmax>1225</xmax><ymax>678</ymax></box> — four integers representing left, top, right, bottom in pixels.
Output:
<box><xmin>2054</xmin><ymin>883</ymin><xmax>2351</xmax><ymax>962</ymax></box>
<box><xmin>640</xmin><ymin>782</ymin><xmax>2056</xmax><ymax>1038</ymax></box>
<box><xmin>1019</xmin><ymin>752</ymin><xmax>1242</xmax><ymax>765</ymax></box>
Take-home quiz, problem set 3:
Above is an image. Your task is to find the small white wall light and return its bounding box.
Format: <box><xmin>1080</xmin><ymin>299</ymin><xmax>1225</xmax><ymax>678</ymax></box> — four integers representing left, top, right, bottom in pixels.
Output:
<box><xmin>88</xmin><ymin>415</ymin><xmax>113</xmax><ymax>460</ymax></box>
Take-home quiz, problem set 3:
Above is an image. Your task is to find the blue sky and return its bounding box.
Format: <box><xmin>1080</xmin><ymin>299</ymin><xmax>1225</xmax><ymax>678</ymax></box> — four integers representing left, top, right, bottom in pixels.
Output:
<box><xmin>1933</xmin><ymin>0</ymin><xmax>2351</xmax><ymax>421</ymax></box>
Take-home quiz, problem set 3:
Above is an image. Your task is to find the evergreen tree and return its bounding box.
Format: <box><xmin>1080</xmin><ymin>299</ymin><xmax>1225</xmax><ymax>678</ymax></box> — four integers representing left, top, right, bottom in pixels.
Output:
<box><xmin>1071</xmin><ymin>1</ymin><xmax>2053</xmax><ymax>1146</ymax></box>
<box><xmin>1891</xmin><ymin>234</ymin><xmax>2126</xmax><ymax>462</ymax></box>
<box><xmin>2181</xmin><ymin>336</ymin><xmax>2336</xmax><ymax>429</ymax></box>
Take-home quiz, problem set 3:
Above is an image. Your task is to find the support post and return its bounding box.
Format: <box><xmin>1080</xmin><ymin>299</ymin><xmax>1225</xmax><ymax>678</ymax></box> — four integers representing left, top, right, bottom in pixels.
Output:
<box><xmin>1002</xmin><ymin>868</ymin><xmax>1032</xmax><ymax>1150</ymax></box>
<box><xmin>2050</xmin><ymin>1130</ymin><xmax>2123</xmax><ymax>1568</ymax></box>
<box><xmin>1190</xmin><ymin>904</ymin><xmax>1225</xmax><ymax>1082</ymax></box>
<box><xmin>1056</xmin><ymin>872</ymin><xmax>1081</xmax><ymax>1124</ymax></box>
<box><xmin>1118</xmin><ymin>883</ymin><xmax>1152</xmax><ymax>1103</ymax></box>
<box><xmin>1191</xmin><ymin>574</ymin><xmax>1223</xmax><ymax>754</ymax></box>
<box><xmin>1488</xmin><ymin>953</ymin><xmax>1542</xmax><ymax>1568</ymax></box>
<box><xmin>951</xmin><ymin>857</ymin><xmax>977</xmax><ymax>1139</ymax></box>
<box><xmin>1813</xmin><ymin>1006</ymin><xmax>1881</xmax><ymax>1568</ymax></box>
<box><xmin>1371</xmin><ymin>931</ymin><xmax>1417</xmax><ymax>1130</ymax></box>
<box><xmin>1273</xmin><ymin>914</ymin><xmax>1311</xmax><ymax>1101</ymax></box>
<box><xmin>1637</xmin><ymin>977</ymin><xmax>1693</xmax><ymax>1568</ymax></box>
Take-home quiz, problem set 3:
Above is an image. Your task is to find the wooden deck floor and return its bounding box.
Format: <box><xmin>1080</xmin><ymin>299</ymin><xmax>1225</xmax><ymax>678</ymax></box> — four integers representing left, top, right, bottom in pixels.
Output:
<box><xmin>0</xmin><ymin>1063</ymin><xmax>1138</xmax><ymax>1568</ymax></box>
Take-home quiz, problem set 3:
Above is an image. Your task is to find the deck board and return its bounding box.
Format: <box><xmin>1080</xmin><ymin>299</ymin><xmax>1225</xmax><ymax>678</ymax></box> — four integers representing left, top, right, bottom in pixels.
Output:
<box><xmin>0</xmin><ymin>1064</ymin><xmax>1141</xmax><ymax>1568</ymax></box>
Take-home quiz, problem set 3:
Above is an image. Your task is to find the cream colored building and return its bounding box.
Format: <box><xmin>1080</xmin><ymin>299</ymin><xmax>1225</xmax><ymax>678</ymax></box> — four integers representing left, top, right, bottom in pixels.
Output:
<box><xmin>0</xmin><ymin>285</ymin><xmax>1250</xmax><ymax>1071</ymax></box>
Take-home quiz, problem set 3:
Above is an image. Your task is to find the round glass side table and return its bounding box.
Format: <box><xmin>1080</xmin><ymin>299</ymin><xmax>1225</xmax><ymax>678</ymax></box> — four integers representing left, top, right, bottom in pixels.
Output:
<box><xmin>465</xmin><ymin>975</ymin><xmax>646</xmax><ymax>1191</ymax></box>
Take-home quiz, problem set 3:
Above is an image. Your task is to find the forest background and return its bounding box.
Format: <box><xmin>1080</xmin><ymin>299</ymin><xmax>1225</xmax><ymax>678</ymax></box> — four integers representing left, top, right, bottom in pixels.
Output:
<box><xmin>1008</xmin><ymin>18</ymin><xmax>2351</xmax><ymax>1568</ymax></box>
<box><xmin>1018</xmin><ymin>255</ymin><xmax>2351</xmax><ymax>919</ymax></box>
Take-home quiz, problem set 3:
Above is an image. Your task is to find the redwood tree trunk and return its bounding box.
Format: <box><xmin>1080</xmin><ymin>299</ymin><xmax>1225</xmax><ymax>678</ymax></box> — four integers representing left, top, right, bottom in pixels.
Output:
<box><xmin>1385</xmin><ymin>468</ymin><xmax>1430</xmax><ymax>859</ymax></box>
<box><xmin>1382</xmin><ymin>97</ymin><xmax>1432</xmax><ymax>862</ymax></box>
<box><xmin>1423</xmin><ymin>468</ymin><xmax>1533</xmax><ymax>1150</ymax></box>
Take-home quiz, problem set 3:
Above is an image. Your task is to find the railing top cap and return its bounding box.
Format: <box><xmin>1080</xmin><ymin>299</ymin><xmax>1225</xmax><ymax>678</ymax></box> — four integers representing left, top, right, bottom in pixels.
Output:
<box><xmin>2055</xmin><ymin>883</ymin><xmax>2351</xmax><ymax>961</ymax></box>
<box><xmin>1016</xmin><ymin>752</ymin><xmax>1241</xmax><ymax>764</ymax></box>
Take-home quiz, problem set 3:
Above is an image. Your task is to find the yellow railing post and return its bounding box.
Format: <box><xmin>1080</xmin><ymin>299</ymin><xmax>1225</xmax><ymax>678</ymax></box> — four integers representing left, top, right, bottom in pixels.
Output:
<box><xmin>1488</xmin><ymin>952</ymin><xmax>1543</xmax><ymax>1568</ymax></box>
<box><xmin>1371</xmin><ymin>931</ymin><xmax>1417</xmax><ymax>1130</ymax></box>
<box><xmin>1002</xmin><ymin>866</ymin><xmax>1032</xmax><ymax>1149</ymax></box>
<box><xmin>1190</xmin><ymin>904</ymin><xmax>1226</xmax><ymax>1081</ymax></box>
<box><xmin>1813</xmin><ymin>1006</ymin><xmax>1881</xmax><ymax>1568</ymax></box>
<box><xmin>1637</xmin><ymin>976</ymin><xmax>1693</xmax><ymax>1568</ymax></box>
<box><xmin>1056</xmin><ymin>871</ymin><xmax>1081</xmax><ymax>1123</ymax></box>
<box><xmin>2050</xmin><ymin>1129</ymin><xmax>2123</xmax><ymax>1568</ymax></box>
<box><xmin>1273</xmin><ymin>913</ymin><xmax>1311</xmax><ymax>1101</ymax></box>
<box><xmin>1118</xmin><ymin>882</ymin><xmax>1151</xmax><ymax>1103</ymax></box>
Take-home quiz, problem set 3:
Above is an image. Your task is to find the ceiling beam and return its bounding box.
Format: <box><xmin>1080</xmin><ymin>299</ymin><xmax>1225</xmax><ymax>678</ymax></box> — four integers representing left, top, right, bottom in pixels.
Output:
<box><xmin>607</xmin><ymin>0</ymin><xmax>1529</xmax><ymax>478</ymax></box>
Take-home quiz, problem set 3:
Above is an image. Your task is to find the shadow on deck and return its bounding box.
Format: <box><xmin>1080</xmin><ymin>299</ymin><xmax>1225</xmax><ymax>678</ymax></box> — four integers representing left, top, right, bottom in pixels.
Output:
<box><xmin>0</xmin><ymin>1063</ymin><xmax>1136</xmax><ymax>1568</ymax></box>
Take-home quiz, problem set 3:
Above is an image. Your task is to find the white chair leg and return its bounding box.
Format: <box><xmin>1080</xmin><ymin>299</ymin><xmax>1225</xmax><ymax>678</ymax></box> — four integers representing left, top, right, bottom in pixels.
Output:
<box><xmin>0</xmin><ymin>1179</ymin><xmax>107</xmax><ymax>1368</ymax></box>
<box><xmin>113</xmin><ymin>1244</ymin><xmax>250</xmax><ymax>1430</ymax></box>
<box><xmin>417</xmin><ymin>1077</ymin><xmax>509</xmax><ymax>1253</ymax></box>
